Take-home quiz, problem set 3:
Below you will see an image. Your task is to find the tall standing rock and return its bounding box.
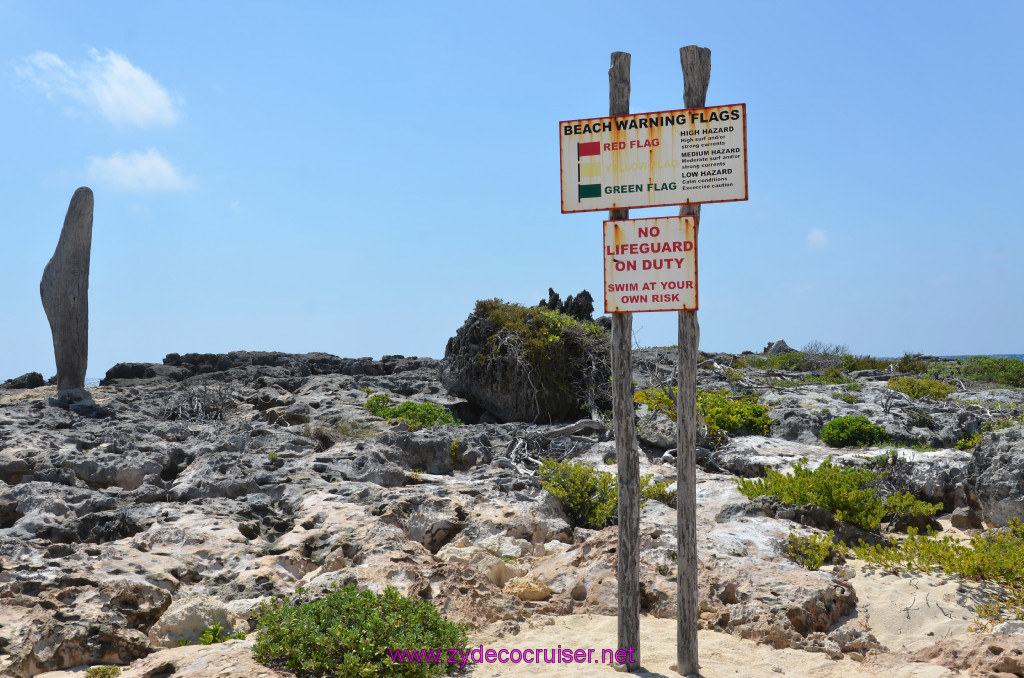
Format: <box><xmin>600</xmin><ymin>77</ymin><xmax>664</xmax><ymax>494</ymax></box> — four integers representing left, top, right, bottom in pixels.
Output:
<box><xmin>40</xmin><ymin>187</ymin><xmax>93</xmax><ymax>398</ymax></box>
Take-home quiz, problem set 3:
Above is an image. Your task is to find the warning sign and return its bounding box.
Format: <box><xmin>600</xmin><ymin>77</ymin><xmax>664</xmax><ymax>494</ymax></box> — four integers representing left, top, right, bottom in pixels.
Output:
<box><xmin>604</xmin><ymin>216</ymin><xmax>697</xmax><ymax>313</ymax></box>
<box><xmin>560</xmin><ymin>104</ymin><xmax>747</xmax><ymax>213</ymax></box>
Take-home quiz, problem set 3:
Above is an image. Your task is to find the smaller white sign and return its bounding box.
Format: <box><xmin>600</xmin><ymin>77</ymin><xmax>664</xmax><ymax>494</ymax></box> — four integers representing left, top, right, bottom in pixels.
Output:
<box><xmin>604</xmin><ymin>216</ymin><xmax>697</xmax><ymax>313</ymax></box>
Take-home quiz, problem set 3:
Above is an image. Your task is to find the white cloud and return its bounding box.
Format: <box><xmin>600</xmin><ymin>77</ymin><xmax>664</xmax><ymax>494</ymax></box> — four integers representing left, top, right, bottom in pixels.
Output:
<box><xmin>806</xmin><ymin>227</ymin><xmax>829</xmax><ymax>250</ymax></box>
<box><xmin>15</xmin><ymin>48</ymin><xmax>179</xmax><ymax>127</ymax></box>
<box><xmin>88</xmin><ymin>149</ymin><xmax>192</xmax><ymax>192</ymax></box>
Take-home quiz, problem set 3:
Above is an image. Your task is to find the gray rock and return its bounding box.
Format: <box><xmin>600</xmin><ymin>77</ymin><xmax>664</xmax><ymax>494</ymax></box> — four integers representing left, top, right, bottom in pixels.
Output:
<box><xmin>1</xmin><ymin>372</ymin><xmax>45</xmax><ymax>390</ymax></box>
<box><xmin>40</xmin><ymin>187</ymin><xmax>93</xmax><ymax>396</ymax></box>
<box><xmin>972</xmin><ymin>425</ymin><xmax>1024</xmax><ymax>526</ymax></box>
<box><xmin>439</xmin><ymin>303</ymin><xmax>609</xmax><ymax>423</ymax></box>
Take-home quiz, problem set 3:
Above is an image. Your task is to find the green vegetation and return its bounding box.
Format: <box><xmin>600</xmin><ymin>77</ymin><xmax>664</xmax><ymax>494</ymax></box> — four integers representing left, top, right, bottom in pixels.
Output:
<box><xmin>896</xmin><ymin>352</ymin><xmax>929</xmax><ymax>374</ymax></box>
<box><xmin>633</xmin><ymin>387</ymin><xmax>771</xmax><ymax>447</ymax></box>
<box><xmin>958</xmin><ymin>356</ymin><xmax>1024</xmax><ymax>388</ymax></box>
<box><xmin>841</xmin><ymin>354</ymin><xmax>891</xmax><ymax>372</ymax></box>
<box><xmin>955</xmin><ymin>432</ymin><xmax>983</xmax><ymax>450</ymax></box>
<box><xmin>474</xmin><ymin>298</ymin><xmax>608</xmax><ymax>416</ymax></box>
<box><xmin>267</xmin><ymin>452</ymin><xmax>279</xmax><ymax>463</ymax></box>
<box><xmin>832</xmin><ymin>392</ymin><xmax>858</xmax><ymax>404</ymax></box>
<box><xmin>736</xmin><ymin>457</ymin><xmax>940</xmax><ymax>531</ymax></box>
<box><xmin>364</xmin><ymin>393</ymin><xmax>458</xmax><ymax>430</ymax></box>
<box><xmin>86</xmin><ymin>668</ymin><xmax>121</xmax><ymax>678</ymax></box>
<box><xmin>537</xmin><ymin>459</ymin><xmax>676</xmax><ymax>529</ymax></box>
<box><xmin>888</xmin><ymin>376</ymin><xmax>956</xmax><ymax>400</ymax></box>
<box><xmin>177</xmin><ymin>623</ymin><xmax>245</xmax><ymax>646</ymax></box>
<box><xmin>820</xmin><ymin>416</ymin><xmax>888</xmax><ymax>448</ymax></box>
<box><xmin>854</xmin><ymin>520</ymin><xmax>1024</xmax><ymax>630</ymax></box>
<box><xmin>802</xmin><ymin>368</ymin><xmax>852</xmax><ymax>386</ymax></box>
<box><xmin>744</xmin><ymin>352</ymin><xmax>810</xmax><ymax>371</ymax></box>
<box><xmin>253</xmin><ymin>584</ymin><xmax>468</xmax><ymax>677</ymax></box>
<box><xmin>787</xmin><ymin>530</ymin><xmax>839</xmax><ymax>571</ymax></box>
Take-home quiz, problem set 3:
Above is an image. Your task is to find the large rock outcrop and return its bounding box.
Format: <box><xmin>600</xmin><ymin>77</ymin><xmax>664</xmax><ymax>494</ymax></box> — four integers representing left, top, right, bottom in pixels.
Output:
<box><xmin>970</xmin><ymin>424</ymin><xmax>1024</xmax><ymax>526</ymax></box>
<box><xmin>440</xmin><ymin>299</ymin><xmax>610</xmax><ymax>423</ymax></box>
<box><xmin>40</xmin><ymin>187</ymin><xmax>93</xmax><ymax>399</ymax></box>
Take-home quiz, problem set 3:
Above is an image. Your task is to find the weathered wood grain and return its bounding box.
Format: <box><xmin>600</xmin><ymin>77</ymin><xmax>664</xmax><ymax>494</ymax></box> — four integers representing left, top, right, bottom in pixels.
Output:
<box><xmin>677</xmin><ymin>44</ymin><xmax>711</xmax><ymax>678</ymax></box>
<box><xmin>609</xmin><ymin>50</ymin><xmax>640</xmax><ymax>672</ymax></box>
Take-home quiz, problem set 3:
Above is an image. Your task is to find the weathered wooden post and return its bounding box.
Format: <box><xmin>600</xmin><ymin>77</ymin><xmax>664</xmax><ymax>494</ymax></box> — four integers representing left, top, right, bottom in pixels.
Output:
<box><xmin>676</xmin><ymin>45</ymin><xmax>711</xmax><ymax>678</ymax></box>
<box><xmin>609</xmin><ymin>50</ymin><xmax>640</xmax><ymax>672</ymax></box>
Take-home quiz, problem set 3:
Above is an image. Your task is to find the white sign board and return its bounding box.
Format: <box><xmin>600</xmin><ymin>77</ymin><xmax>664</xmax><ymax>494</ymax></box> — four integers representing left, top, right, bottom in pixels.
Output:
<box><xmin>604</xmin><ymin>216</ymin><xmax>697</xmax><ymax>313</ymax></box>
<box><xmin>560</xmin><ymin>104</ymin><xmax>747</xmax><ymax>213</ymax></box>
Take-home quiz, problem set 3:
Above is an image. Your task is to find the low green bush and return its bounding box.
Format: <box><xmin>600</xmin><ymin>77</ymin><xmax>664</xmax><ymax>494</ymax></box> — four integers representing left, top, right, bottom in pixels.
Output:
<box><xmin>896</xmin><ymin>352</ymin><xmax>929</xmax><ymax>374</ymax></box>
<box><xmin>787</xmin><ymin>530</ymin><xmax>839</xmax><ymax>571</ymax></box>
<box><xmin>803</xmin><ymin>368</ymin><xmax>851</xmax><ymax>385</ymax></box>
<box><xmin>537</xmin><ymin>459</ymin><xmax>675</xmax><ymax>529</ymax></box>
<box><xmin>958</xmin><ymin>356</ymin><xmax>1024</xmax><ymax>388</ymax></box>
<box><xmin>699</xmin><ymin>389</ymin><xmax>772</xmax><ymax>445</ymax></box>
<box><xmin>634</xmin><ymin>387</ymin><xmax>772</xmax><ymax>447</ymax></box>
<box><xmin>854</xmin><ymin>520</ymin><xmax>1024</xmax><ymax>629</ymax></box>
<box><xmin>253</xmin><ymin>584</ymin><xmax>468</xmax><ymax>677</ymax></box>
<box><xmin>841</xmin><ymin>354</ymin><xmax>891</xmax><ymax>372</ymax></box>
<box><xmin>887</xmin><ymin>376</ymin><xmax>955</xmax><ymax>400</ymax></box>
<box><xmin>820</xmin><ymin>416</ymin><xmax>888</xmax><ymax>448</ymax></box>
<box><xmin>744</xmin><ymin>352</ymin><xmax>810</xmax><ymax>371</ymax></box>
<box><xmin>736</xmin><ymin>457</ymin><xmax>940</xmax><ymax>531</ymax></box>
<box><xmin>86</xmin><ymin>668</ymin><xmax>121</xmax><ymax>678</ymax></box>
<box><xmin>364</xmin><ymin>393</ymin><xmax>458</xmax><ymax>430</ymax></box>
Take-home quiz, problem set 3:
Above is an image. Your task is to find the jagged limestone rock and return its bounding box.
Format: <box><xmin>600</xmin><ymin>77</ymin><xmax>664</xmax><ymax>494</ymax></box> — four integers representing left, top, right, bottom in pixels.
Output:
<box><xmin>40</xmin><ymin>187</ymin><xmax>93</xmax><ymax>400</ymax></box>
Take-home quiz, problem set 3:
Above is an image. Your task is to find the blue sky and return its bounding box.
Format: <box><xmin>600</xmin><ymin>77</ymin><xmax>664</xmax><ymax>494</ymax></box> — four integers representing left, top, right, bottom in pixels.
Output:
<box><xmin>2</xmin><ymin>1</ymin><xmax>1022</xmax><ymax>381</ymax></box>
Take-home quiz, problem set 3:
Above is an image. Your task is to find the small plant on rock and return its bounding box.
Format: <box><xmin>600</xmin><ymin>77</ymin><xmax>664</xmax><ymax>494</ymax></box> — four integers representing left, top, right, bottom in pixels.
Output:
<box><xmin>86</xmin><ymin>668</ymin><xmax>121</xmax><ymax>678</ymax></box>
<box><xmin>364</xmin><ymin>393</ymin><xmax>459</xmax><ymax>430</ymax></box>
<box><xmin>787</xmin><ymin>530</ymin><xmax>840</xmax><ymax>571</ymax></box>
<box><xmin>887</xmin><ymin>376</ymin><xmax>955</xmax><ymax>401</ymax></box>
<box><xmin>537</xmin><ymin>459</ymin><xmax>672</xmax><ymax>529</ymax></box>
<box><xmin>736</xmin><ymin>457</ymin><xmax>940</xmax><ymax>531</ymax></box>
<box><xmin>253</xmin><ymin>584</ymin><xmax>468</xmax><ymax>677</ymax></box>
<box><xmin>820</xmin><ymin>416</ymin><xmax>888</xmax><ymax>448</ymax></box>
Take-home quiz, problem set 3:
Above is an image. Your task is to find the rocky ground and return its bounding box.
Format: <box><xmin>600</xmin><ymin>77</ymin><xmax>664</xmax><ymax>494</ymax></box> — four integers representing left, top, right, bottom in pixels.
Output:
<box><xmin>2</xmin><ymin>348</ymin><xmax>1023</xmax><ymax>677</ymax></box>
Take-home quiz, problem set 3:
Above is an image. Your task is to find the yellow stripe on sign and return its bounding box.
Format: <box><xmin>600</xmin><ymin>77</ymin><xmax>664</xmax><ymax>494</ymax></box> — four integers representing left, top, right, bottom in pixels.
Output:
<box><xmin>579</xmin><ymin>162</ymin><xmax>602</xmax><ymax>178</ymax></box>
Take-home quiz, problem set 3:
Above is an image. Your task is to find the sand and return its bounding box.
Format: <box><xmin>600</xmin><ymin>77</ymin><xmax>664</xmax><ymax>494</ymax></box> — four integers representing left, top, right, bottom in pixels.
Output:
<box><xmin>466</xmin><ymin>561</ymin><xmax>981</xmax><ymax>677</ymax></box>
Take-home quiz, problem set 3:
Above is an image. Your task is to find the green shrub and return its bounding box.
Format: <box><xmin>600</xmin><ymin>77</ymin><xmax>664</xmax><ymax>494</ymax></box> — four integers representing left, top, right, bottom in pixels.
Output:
<box><xmin>955</xmin><ymin>432</ymin><xmax>982</xmax><ymax>450</ymax></box>
<box><xmin>736</xmin><ymin>457</ymin><xmax>939</xmax><ymax>531</ymax></box>
<box><xmin>86</xmin><ymin>668</ymin><xmax>121</xmax><ymax>678</ymax></box>
<box><xmin>537</xmin><ymin>459</ymin><xmax>672</xmax><ymax>529</ymax></box>
<box><xmin>633</xmin><ymin>386</ymin><xmax>677</xmax><ymax>419</ymax></box>
<box><xmin>896</xmin><ymin>352</ymin><xmax>928</xmax><ymax>374</ymax></box>
<box><xmin>364</xmin><ymin>393</ymin><xmax>458</xmax><ymax>430</ymax></box>
<box><xmin>473</xmin><ymin>298</ymin><xmax>608</xmax><ymax>419</ymax></box>
<box><xmin>820</xmin><ymin>416</ymin><xmax>888</xmax><ymax>448</ymax></box>
<box><xmin>803</xmin><ymin>368</ymin><xmax>851</xmax><ymax>385</ymax></box>
<box><xmin>887</xmin><ymin>376</ymin><xmax>955</xmax><ymax>400</ymax></box>
<box><xmin>787</xmin><ymin>530</ymin><xmax>840</xmax><ymax>571</ymax></box>
<box><xmin>641</xmin><ymin>478</ymin><xmax>678</xmax><ymax>508</ymax></box>
<box><xmin>958</xmin><ymin>356</ymin><xmax>1024</xmax><ymax>388</ymax></box>
<box><xmin>633</xmin><ymin>387</ymin><xmax>771</xmax><ymax>447</ymax></box>
<box><xmin>253</xmin><ymin>584</ymin><xmax>468</xmax><ymax>678</ymax></box>
<box><xmin>698</xmin><ymin>389</ymin><xmax>772</xmax><ymax>445</ymax></box>
<box><xmin>841</xmin><ymin>354</ymin><xmax>891</xmax><ymax>372</ymax></box>
<box><xmin>832</xmin><ymin>392</ymin><xmax>858</xmax><ymax>404</ymax></box>
<box><xmin>854</xmin><ymin>520</ymin><xmax>1024</xmax><ymax>629</ymax></box>
<box><xmin>744</xmin><ymin>352</ymin><xmax>810</xmax><ymax>371</ymax></box>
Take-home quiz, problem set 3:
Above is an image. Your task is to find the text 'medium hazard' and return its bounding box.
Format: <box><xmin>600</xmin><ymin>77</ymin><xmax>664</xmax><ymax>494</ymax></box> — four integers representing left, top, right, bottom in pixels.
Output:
<box><xmin>604</xmin><ymin>216</ymin><xmax>697</xmax><ymax>313</ymax></box>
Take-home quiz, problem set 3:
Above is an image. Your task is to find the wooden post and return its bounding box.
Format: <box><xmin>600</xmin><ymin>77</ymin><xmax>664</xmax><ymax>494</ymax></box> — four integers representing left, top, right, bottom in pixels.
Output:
<box><xmin>676</xmin><ymin>44</ymin><xmax>710</xmax><ymax>678</ymax></box>
<box><xmin>609</xmin><ymin>50</ymin><xmax>640</xmax><ymax>672</ymax></box>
